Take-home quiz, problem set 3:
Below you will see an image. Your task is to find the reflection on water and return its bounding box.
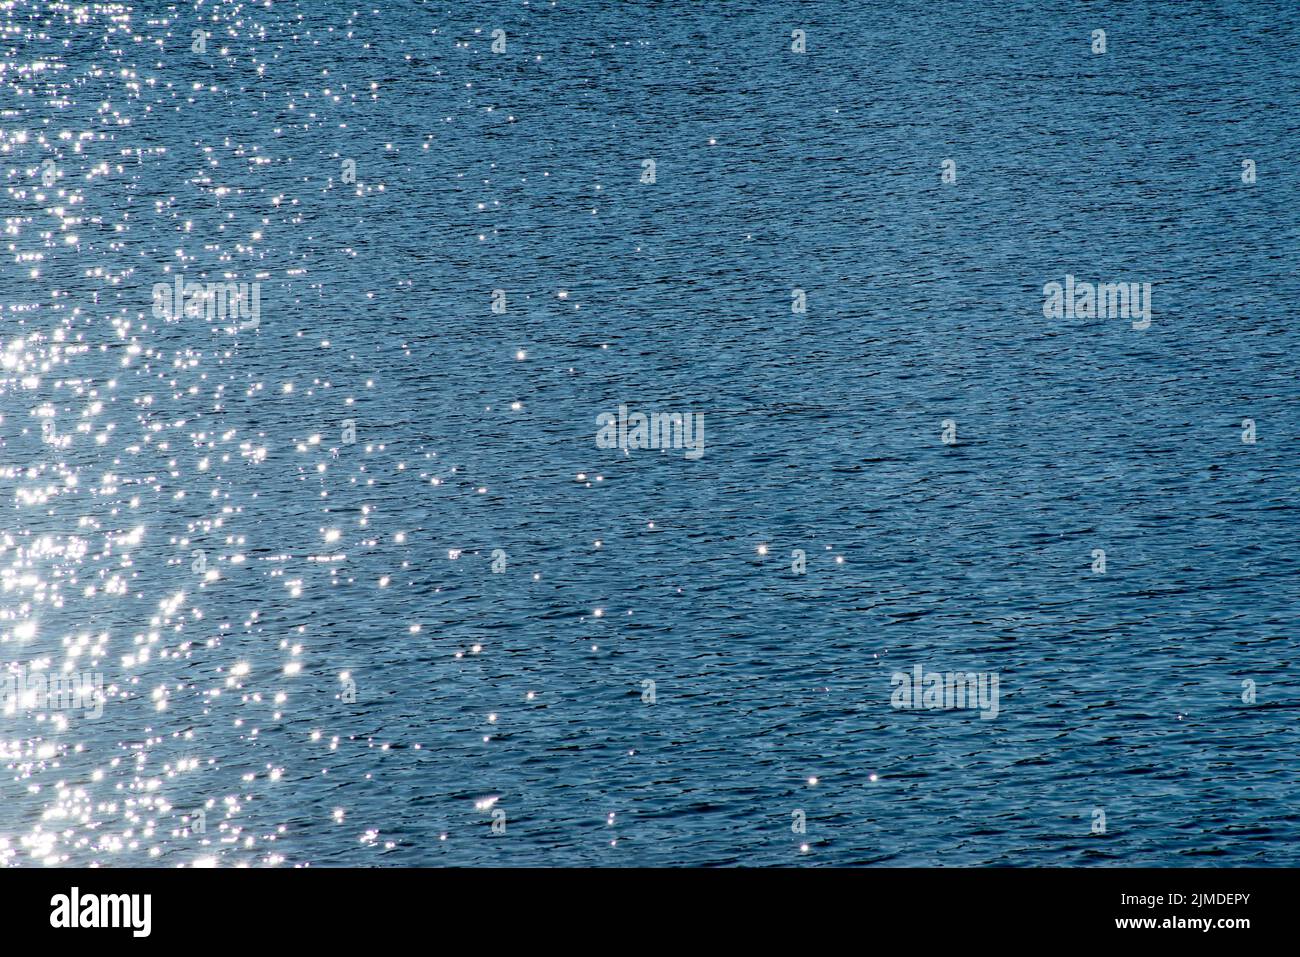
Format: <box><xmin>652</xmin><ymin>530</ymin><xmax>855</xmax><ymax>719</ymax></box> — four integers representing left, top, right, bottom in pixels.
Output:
<box><xmin>2</xmin><ymin>1</ymin><xmax>1298</xmax><ymax>866</ymax></box>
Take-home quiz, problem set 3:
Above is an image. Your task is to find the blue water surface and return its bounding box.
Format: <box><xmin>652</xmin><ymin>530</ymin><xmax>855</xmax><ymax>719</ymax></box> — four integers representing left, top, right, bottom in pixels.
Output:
<box><xmin>0</xmin><ymin>0</ymin><xmax>1297</xmax><ymax>866</ymax></box>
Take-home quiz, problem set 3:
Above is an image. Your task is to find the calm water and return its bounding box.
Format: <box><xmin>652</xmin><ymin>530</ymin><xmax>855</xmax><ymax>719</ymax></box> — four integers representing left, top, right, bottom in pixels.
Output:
<box><xmin>2</xmin><ymin>0</ymin><xmax>1298</xmax><ymax>867</ymax></box>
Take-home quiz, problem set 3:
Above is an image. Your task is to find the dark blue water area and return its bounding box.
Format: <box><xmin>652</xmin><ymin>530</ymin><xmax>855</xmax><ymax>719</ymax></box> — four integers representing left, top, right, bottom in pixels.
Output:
<box><xmin>0</xmin><ymin>1</ymin><xmax>1297</xmax><ymax>866</ymax></box>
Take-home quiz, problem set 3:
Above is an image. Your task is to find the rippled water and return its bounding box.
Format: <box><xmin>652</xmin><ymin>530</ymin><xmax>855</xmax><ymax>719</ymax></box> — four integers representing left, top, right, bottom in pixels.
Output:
<box><xmin>2</xmin><ymin>1</ymin><xmax>1298</xmax><ymax>867</ymax></box>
